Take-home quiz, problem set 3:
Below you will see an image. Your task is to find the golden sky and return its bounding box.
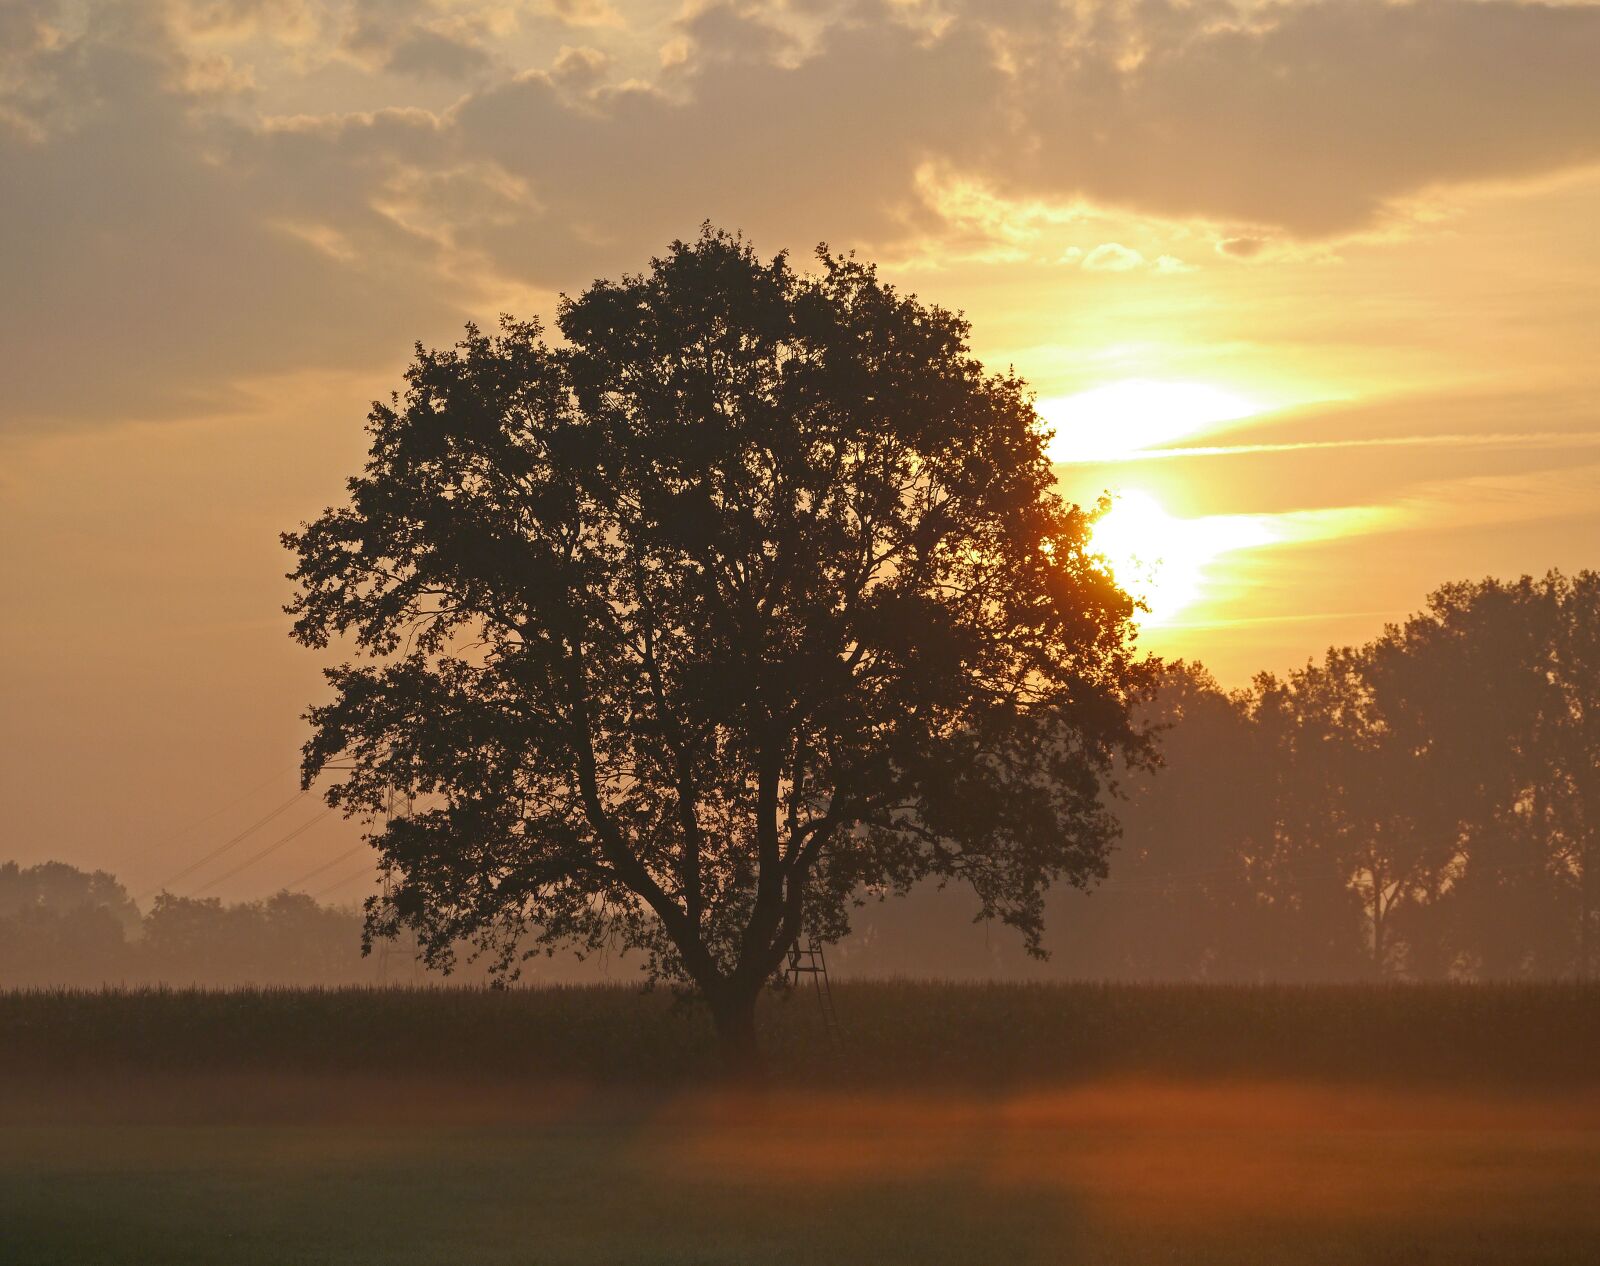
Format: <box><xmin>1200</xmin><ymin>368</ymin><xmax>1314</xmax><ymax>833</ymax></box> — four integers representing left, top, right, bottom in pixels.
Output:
<box><xmin>3</xmin><ymin>0</ymin><xmax>1599</xmax><ymax>898</ymax></box>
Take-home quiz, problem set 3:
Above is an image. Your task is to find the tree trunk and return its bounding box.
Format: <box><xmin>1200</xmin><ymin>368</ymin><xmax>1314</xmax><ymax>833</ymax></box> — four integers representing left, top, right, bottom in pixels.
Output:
<box><xmin>709</xmin><ymin>987</ymin><xmax>764</xmax><ymax>1082</ymax></box>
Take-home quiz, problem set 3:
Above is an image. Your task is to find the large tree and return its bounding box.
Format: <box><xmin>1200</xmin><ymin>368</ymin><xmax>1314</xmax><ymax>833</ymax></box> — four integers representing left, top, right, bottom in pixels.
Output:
<box><xmin>284</xmin><ymin>229</ymin><xmax>1152</xmax><ymax>1068</ymax></box>
<box><xmin>1367</xmin><ymin>573</ymin><xmax>1599</xmax><ymax>978</ymax></box>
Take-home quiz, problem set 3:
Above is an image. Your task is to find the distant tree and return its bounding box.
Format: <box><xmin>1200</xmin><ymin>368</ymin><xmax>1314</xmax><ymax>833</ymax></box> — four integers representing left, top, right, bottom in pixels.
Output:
<box><xmin>1119</xmin><ymin>572</ymin><xmax>1600</xmax><ymax>984</ymax></box>
<box><xmin>0</xmin><ymin>861</ymin><xmax>139</xmax><ymax>987</ymax></box>
<box><xmin>254</xmin><ymin>891</ymin><xmax>372</xmax><ymax>985</ymax></box>
<box><xmin>139</xmin><ymin>891</ymin><xmax>368</xmax><ymax>986</ymax></box>
<box><xmin>139</xmin><ymin>895</ymin><xmax>251</xmax><ymax>985</ymax></box>
<box><xmin>0</xmin><ymin>860</ymin><xmax>140</xmax><ymax>932</ymax></box>
<box><xmin>284</xmin><ymin>228</ymin><xmax>1153</xmax><ymax>1069</ymax></box>
<box><xmin>1046</xmin><ymin>662</ymin><xmax>1271</xmax><ymax>979</ymax></box>
<box><xmin>1553</xmin><ymin>572</ymin><xmax>1600</xmax><ymax>977</ymax></box>
<box><xmin>1367</xmin><ymin>573</ymin><xmax>1599</xmax><ymax>978</ymax></box>
<box><xmin>1228</xmin><ymin>666</ymin><xmax>1369</xmax><ymax>980</ymax></box>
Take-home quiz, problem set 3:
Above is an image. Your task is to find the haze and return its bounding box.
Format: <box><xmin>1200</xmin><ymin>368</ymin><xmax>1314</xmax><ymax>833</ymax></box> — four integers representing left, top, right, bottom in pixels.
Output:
<box><xmin>4</xmin><ymin>0</ymin><xmax>1599</xmax><ymax>907</ymax></box>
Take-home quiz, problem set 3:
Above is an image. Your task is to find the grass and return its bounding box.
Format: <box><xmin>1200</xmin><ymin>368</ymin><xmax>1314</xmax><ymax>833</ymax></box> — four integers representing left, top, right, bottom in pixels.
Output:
<box><xmin>4</xmin><ymin>979</ymin><xmax>1598</xmax><ymax>1087</ymax></box>
<box><xmin>2</xmin><ymin>983</ymin><xmax>1599</xmax><ymax>1264</ymax></box>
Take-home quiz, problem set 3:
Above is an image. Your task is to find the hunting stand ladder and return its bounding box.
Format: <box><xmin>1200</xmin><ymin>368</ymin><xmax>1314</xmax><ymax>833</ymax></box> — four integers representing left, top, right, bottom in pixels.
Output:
<box><xmin>785</xmin><ymin>938</ymin><xmax>845</xmax><ymax>1059</ymax></box>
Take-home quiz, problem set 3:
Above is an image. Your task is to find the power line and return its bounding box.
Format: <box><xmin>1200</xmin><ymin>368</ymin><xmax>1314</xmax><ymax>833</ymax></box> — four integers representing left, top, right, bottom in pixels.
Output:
<box><xmin>139</xmin><ymin>789</ymin><xmax>309</xmax><ymax>899</ymax></box>
<box><xmin>189</xmin><ymin>808</ymin><xmax>336</xmax><ymax>897</ymax></box>
<box><xmin>312</xmin><ymin>863</ymin><xmax>378</xmax><ymax>902</ymax></box>
<box><xmin>280</xmin><ymin>844</ymin><xmax>368</xmax><ymax>893</ymax></box>
<box><xmin>122</xmin><ymin>761</ymin><xmax>302</xmax><ymax>870</ymax></box>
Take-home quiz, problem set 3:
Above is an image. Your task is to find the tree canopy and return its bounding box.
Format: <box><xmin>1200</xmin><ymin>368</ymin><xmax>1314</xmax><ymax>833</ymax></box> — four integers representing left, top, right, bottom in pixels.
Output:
<box><xmin>1051</xmin><ymin>572</ymin><xmax>1600</xmax><ymax>982</ymax></box>
<box><xmin>283</xmin><ymin>228</ymin><xmax>1152</xmax><ymax>1064</ymax></box>
<box><xmin>0</xmin><ymin>862</ymin><xmax>373</xmax><ymax>988</ymax></box>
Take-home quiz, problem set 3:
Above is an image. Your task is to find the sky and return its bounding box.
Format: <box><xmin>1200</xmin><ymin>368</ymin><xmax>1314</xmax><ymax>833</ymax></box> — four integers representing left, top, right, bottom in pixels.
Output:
<box><xmin>3</xmin><ymin>0</ymin><xmax>1598</xmax><ymax>903</ymax></box>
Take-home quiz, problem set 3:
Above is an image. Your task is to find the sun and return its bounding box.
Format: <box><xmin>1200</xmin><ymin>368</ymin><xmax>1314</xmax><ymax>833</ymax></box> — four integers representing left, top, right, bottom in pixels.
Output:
<box><xmin>1040</xmin><ymin>379</ymin><xmax>1261</xmax><ymax>464</ymax></box>
<box><xmin>1091</xmin><ymin>489</ymin><xmax>1274</xmax><ymax>625</ymax></box>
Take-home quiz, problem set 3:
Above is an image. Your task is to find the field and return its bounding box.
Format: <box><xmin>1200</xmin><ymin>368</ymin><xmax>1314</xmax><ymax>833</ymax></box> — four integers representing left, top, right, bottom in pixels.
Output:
<box><xmin>2</xmin><ymin>983</ymin><xmax>1598</xmax><ymax>1265</ymax></box>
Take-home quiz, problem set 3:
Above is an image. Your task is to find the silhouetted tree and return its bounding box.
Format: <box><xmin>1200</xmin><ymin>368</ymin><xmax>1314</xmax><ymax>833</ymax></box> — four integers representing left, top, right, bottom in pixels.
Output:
<box><xmin>1063</xmin><ymin>571</ymin><xmax>1600</xmax><ymax>985</ymax></box>
<box><xmin>1045</xmin><ymin>662</ymin><xmax>1273</xmax><ymax>979</ymax></box>
<box><xmin>283</xmin><ymin>228</ymin><xmax>1153</xmax><ymax>1069</ymax></box>
<box><xmin>140</xmin><ymin>894</ymin><xmax>246</xmax><ymax>984</ymax></box>
<box><xmin>0</xmin><ymin>860</ymin><xmax>140</xmax><ymax>931</ymax></box>
<box><xmin>1553</xmin><ymin>572</ymin><xmax>1600</xmax><ymax>977</ymax></box>
<box><xmin>1367</xmin><ymin>573</ymin><xmax>1599</xmax><ymax>977</ymax></box>
<box><xmin>0</xmin><ymin>861</ymin><xmax>139</xmax><ymax>987</ymax></box>
<box><xmin>1232</xmin><ymin>665</ymin><xmax>1370</xmax><ymax>979</ymax></box>
<box><xmin>140</xmin><ymin>891</ymin><xmax>369</xmax><ymax>986</ymax></box>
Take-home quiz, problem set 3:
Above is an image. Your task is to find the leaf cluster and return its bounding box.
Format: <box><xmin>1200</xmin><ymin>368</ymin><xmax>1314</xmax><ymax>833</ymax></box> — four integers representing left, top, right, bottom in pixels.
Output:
<box><xmin>284</xmin><ymin>228</ymin><xmax>1152</xmax><ymax>1000</ymax></box>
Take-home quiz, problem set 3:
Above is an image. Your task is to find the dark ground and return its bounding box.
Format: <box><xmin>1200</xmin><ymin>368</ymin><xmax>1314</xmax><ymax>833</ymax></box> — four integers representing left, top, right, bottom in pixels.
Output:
<box><xmin>2</xmin><ymin>983</ymin><xmax>1597</xmax><ymax>1264</ymax></box>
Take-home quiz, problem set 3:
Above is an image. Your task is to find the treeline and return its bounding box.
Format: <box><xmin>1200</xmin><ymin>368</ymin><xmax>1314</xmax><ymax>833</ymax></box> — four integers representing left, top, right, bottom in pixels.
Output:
<box><xmin>0</xmin><ymin>862</ymin><xmax>374</xmax><ymax>987</ymax></box>
<box><xmin>7</xmin><ymin>571</ymin><xmax>1597</xmax><ymax>987</ymax></box>
<box><xmin>0</xmin><ymin>860</ymin><xmax>591</xmax><ymax>988</ymax></box>
<box><xmin>1051</xmin><ymin>571</ymin><xmax>1600</xmax><ymax>981</ymax></box>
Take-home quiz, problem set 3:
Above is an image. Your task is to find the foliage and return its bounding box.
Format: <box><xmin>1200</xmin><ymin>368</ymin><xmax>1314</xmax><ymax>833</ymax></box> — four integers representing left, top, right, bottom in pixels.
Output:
<box><xmin>0</xmin><ymin>860</ymin><xmax>140</xmax><ymax>932</ymax></box>
<box><xmin>0</xmin><ymin>862</ymin><xmax>140</xmax><ymax>988</ymax></box>
<box><xmin>1058</xmin><ymin>572</ymin><xmax>1600</xmax><ymax>980</ymax></box>
<box><xmin>0</xmin><ymin>863</ymin><xmax>373</xmax><ymax>988</ymax></box>
<box><xmin>282</xmin><ymin>227</ymin><xmax>1152</xmax><ymax>1050</ymax></box>
<box><xmin>139</xmin><ymin>891</ymin><xmax>373</xmax><ymax>987</ymax></box>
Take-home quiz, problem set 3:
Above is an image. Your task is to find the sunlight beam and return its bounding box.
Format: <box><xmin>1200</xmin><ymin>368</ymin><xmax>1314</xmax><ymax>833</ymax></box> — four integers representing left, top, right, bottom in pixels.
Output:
<box><xmin>1092</xmin><ymin>490</ymin><xmax>1276</xmax><ymax>626</ymax></box>
<box><xmin>1042</xmin><ymin>379</ymin><xmax>1261</xmax><ymax>464</ymax></box>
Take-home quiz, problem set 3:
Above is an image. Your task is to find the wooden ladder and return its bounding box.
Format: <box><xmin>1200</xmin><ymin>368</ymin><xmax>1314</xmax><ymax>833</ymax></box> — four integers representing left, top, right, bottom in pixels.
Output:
<box><xmin>786</xmin><ymin>938</ymin><xmax>845</xmax><ymax>1059</ymax></box>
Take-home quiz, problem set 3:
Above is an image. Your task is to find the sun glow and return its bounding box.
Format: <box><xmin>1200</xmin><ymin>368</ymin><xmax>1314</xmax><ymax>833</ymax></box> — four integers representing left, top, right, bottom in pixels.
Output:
<box><xmin>1041</xmin><ymin>379</ymin><xmax>1262</xmax><ymax>464</ymax></box>
<box><xmin>1092</xmin><ymin>489</ymin><xmax>1275</xmax><ymax>625</ymax></box>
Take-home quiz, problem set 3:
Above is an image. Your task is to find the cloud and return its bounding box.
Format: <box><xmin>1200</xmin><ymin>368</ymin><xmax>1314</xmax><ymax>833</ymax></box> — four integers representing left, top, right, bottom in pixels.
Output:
<box><xmin>444</xmin><ymin>8</ymin><xmax>1006</xmax><ymax>277</ymax></box>
<box><xmin>165</xmin><ymin>0</ymin><xmax>319</xmax><ymax>43</ymax></box>
<box><xmin>6</xmin><ymin>0</ymin><xmax>1600</xmax><ymax>430</ymax></box>
<box><xmin>1105</xmin><ymin>431</ymin><xmax>1600</xmax><ymax>464</ymax></box>
<box><xmin>365</xmin><ymin>27</ymin><xmax>494</xmax><ymax>81</ymax></box>
<box><xmin>551</xmin><ymin>45</ymin><xmax>609</xmax><ymax>91</ymax></box>
<box><xmin>1003</xmin><ymin>0</ymin><xmax>1600</xmax><ymax>235</ymax></box>
<box><xmin>544</xmin><ymin>0</ymin><xmax>623</xmax><ymax>28</ymax></box>
<box><xmin>1218</xmin><ymin>236</ymin><xmax>1267</xmax><ymax>259</ymax></box>
<box><xmin>0</xmin><ymin>6</ymin><xmax>471</xmax><ymax>429</ymax></box>
<box><xmin>446</xmin><ymin>0</ymin><xmax>1600</xmax><ymax>261</ymax></box>
<box><xmin>1061</xmin><ymin>243</ymin><xmax>1193</xmax><ymax>273</ymax></box>
<box><xmin>1081</xmin><ymin>243</ymin><xmax>1145</xmax><ymax>272</ymax></box>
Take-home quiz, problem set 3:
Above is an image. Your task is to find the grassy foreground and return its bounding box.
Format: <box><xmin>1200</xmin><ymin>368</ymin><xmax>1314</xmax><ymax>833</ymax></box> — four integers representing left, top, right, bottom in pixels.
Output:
<box><xmin>4</xmin><ymin>979</ymin><xmax>1598</xmax><ymax>1086</ymax></box>
<box><xmin>2</xmin><ymin>983</ymin><xmax>1598</xmax><ymax>1265</ymax></box>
